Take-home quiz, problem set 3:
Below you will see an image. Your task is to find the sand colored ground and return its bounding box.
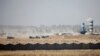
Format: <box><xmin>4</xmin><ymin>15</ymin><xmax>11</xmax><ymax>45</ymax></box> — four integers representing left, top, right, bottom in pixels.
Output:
<box><xmin>0</xmin><ymin>35</ymin><xmax>100</xmax><ymax>45</ymax></box>
<box><xmin>0</xmin><ymin>50</ymin><xmax>100</xmax><ymax>56</ymax></box>
<box><xmin>0</xmin><ymin>35</ymin><xmax>100</xmax><ymax>56</ymax></box>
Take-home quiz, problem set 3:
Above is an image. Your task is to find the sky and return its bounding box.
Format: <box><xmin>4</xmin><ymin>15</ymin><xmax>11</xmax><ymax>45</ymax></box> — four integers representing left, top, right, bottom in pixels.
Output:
<box><xmin>0</xmin><ymin>0</ymin><xmax>100</xmax><ymax>26</ymax></box>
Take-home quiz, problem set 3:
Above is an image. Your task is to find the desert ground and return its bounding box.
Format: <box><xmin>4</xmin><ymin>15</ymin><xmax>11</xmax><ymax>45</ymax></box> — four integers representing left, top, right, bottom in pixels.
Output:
<box><xmin>0</xmin><ymin>35</ymin><xmax>100</xmax><ymax>56</ymax></box>
<box><xmin>0</xmin><ymin>50</ymin><xmax>100</xmax><ymax>56</ymax></box>
<box><xmin>0</xmin><ymin>35</ymin><xmax>100</xmax><ymax>44</ymax></box>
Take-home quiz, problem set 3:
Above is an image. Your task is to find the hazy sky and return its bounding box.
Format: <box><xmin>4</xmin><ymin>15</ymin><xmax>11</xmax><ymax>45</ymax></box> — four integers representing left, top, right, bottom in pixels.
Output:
<box><xmin>0</xmin><ymin>0</ymin><xmax>100</xmax><ymax>26</ymax></box>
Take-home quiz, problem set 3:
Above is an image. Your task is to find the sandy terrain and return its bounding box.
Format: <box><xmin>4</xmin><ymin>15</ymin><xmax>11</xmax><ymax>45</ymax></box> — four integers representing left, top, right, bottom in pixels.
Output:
<box><xmin>0</xmin><ymin>50</ymin><xmax>100</xmax><ymax>56</ymax></box>
<box><xmin>0</xmin><ymin>35</ymin><xmax>100</xmax><ymax>45</ymax></box>
<box><xmin>0</xmin><ymin>35</ymin><xmax>100</xmax><ymax>56</ymax></box>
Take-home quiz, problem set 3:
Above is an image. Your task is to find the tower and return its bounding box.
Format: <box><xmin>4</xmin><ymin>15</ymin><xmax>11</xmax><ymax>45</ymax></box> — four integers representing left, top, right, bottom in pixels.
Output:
<box><xmin>89</xmin><ymin>19</ymin><xmax>93</xmax><ymax>34</ymax></box>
